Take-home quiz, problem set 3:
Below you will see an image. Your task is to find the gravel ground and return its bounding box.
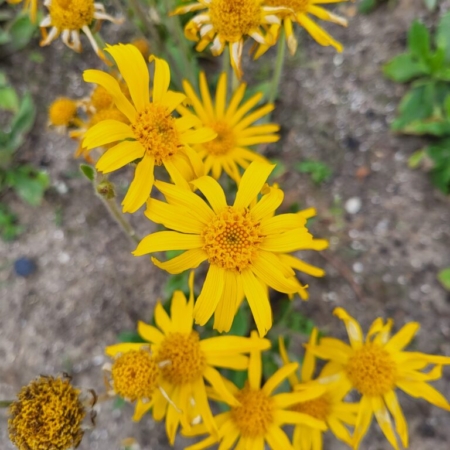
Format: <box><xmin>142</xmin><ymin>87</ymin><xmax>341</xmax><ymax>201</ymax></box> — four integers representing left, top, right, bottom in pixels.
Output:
<box><xmin>1</xmin><ymin>0</ymin><xmax>450</xmax><ymax>449</ymax></box>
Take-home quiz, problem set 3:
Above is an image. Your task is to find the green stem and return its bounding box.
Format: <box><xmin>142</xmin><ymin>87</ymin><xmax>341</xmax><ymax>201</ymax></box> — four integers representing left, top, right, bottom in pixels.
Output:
<box><xmin>268</xmin><ymin>28</ymin><xmax>286</xmax><ymax>104</ymax></box>
<box><xmin>0</xmin><ymin>401</ymin><xmax>13</xmax><ymax>408</ymax></box>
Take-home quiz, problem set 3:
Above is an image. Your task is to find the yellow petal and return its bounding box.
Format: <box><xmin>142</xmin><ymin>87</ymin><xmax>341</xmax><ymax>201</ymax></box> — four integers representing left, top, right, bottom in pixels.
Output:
<box><xmin>170</xmin><ymin>291</ymin><xmax>193</xmax><ymax>333</ymax></box>
<box><xmin>206</xmin><ymin>354</ymin><xmax>249</xmax><ymax>370</ymax></box>
<box><xmin>183</xmin><ymin>78</ymin><xmax>209</xmax><ymax>123</ymax></box>
<box><xmin>263</xmin><ymin>362</ymin><xmax>298</xmax><ymax>396</ymax></box>
<box><xmin>122</xmin><ymin>156</ymin><xmax>155</xmax><ymax>213</ymax></box>
<box><xmin>302</xmin><ymin>328</ymin><xmax>319</xmax><ymax>382</ymax></box>
<box><xmin>251</xmin><ymin>185</ymin><xmax>284</xmax><ymax>222</ymax></box>
<box><xmin>228</xmin><ymin>91</ymin><xmax>263</xmax><ymax>126</ymax></box>
<box><xmin>105</xmin><ymin>342</ymin><xmax>146</xmax><ymax>357</ymax></box>
<box><xmin>164</xmin><ymin>90</ymin><xmax>187</xmax><ymax>113</ymax></box>
<box><xmin>191</xmin><ymin>176</ymin><xmax>227</xmax><ymax>214</ymax></box>
<box><xmin>308</xmin><ymin>5</ymin><xmax>348</xmax><ymax>26</ymax></box>
<box><xmin>203</xmin><ymin>366</ymin><xmax>239</xmax><ymax>406</ymax></box>
<box><xmin>199</xmin><ymin>71</ymin><xmax>214</xmax><ymax>117</ymax></box>
<box><xmin>215</xmin><ymin>72</ymin><xmax>227</xmax><ymax>119</ymax></box>
<box><xmin>132</xmin><ymin>398</ymin><xmax>153</xmax><ymax>422</ymax></box>
<box><xmin>83</xmin><ymin>120</ymin><xmax>133</xmax><ymax>150</ymax></box>
<box><xmin>201</xmin><ymin>335</ymin><xmax>271</xmax><ymax>357</ymax></box>
<box><xmin>278</xmin><ymin>337</ymin><xmax>299</xmax><ymax>387</ymax></box>
<box><xmin>137</xmin><ymin>321</ymin><xmax>165</xmax><ymax>344</ymax></box>
<box><xmin>225</xmin><ymin>82</ymin><xmax>247</xmax><ymax>121</ymax></box>
<box><xmin>96</xmin><ymin>140</ymin><xmax>144</xmax><ymax>173</ymax></box>
<box><xmin>194</xmin><ymin>265</ymin><xmax>225</xmax><ymax>325</ymax></box>
<box><xmin>213</xmin><ymin>270</ymin><xmax>241</xmax><ymax>333</ymax></box>
<box><xmin>248</xmin><ymin>334</ymin><xmax>263</xmax><ymax>390</ymax></box>
<box><xmin>328</xmin><ymin>416</ymin><xmax>353</xmax><ymax>445</ymax></box>
<box><xmin>333</xmin><ymin>307</ymin><xmax>364</xmax><ymax>350</ymax></box>
<box><xmin>384</xmin><ymin>390</ymin><xmax>408</xmax><ymax>448</ymax></box>
<box><xmin>234</xmin><ymin>162</ymin><xmax>275</xmax><ymax>209</ymax></box>
<box><xmin>154</xmin><ymin>301</ymin><xmax>172</xmax><ymax>335</ymax></box>
<box><xmin>260</xmin><ymin>214</ymin><xmax>306</xmax><ymax>235</ymax></box>
<box><xmin>133</xmin><ymin>231</ymin><xmax>202</xmax><ymax>255</ymax></box>
<box><xmin>371</xmin><ymin>396</ymin><xmax>399</xmax><ymax>450</ymax></box>
<box><xmin>164</xmin><ymin>159</ymin><xmax>191</xmax><ymax>190</ymax></box>
<box><xmin>106</xmin><ymin>44</ymin><xmax>150</xmax><ymax>111</ymax></box>
<box><xmin>353</xmin><ymin>395</ymin><xmax>373</xmax><ymax>450</ymax></box>
<box><xmin>181</xmin><ymin>127</ymin><xmax>217</xmax><ymax>144</ymax></box>
<box><xmin>234</xmin><ymin>104</ymin><xmax>276</xmax><ymax>132</ymax></box>
<box><xmin>151</xmin><ymin>56</ymin><xmax>171</xmax><ymax>103</ymax></box>
<box><xmin>260</xmin><ymin>228</ymin><xmax>314</xmax><ymax>253</ymax></box>
<box><xmin>397</xmin><ymin>379</ymin><xmax>450</xmax><ymax>410</ymax></box>
<box><xmin>385</xmin><ymin>322</ymin><xmax>420</xmax><ymax>352</ymax></box>
<box><xmin>280</xmin><ymin>254</ymin><xmax>326</xmax><ymax>278</ymax></box>
<box><xmin>296</xmin><ymin>14</ymin><xmax>343</xmax><ymax>52</ymax></box>
<box><xmin>151</xmin><ymin>249</ymin><xmax>207</xmax><ymax>274</ymax></box>
<box><xmin>83</xmin><ymin>69</ymin><xmax>136</xmax><ymax>121</ymax></box>
<box><xmin>192</xmin><ymin>377</ymin><xmax>218</xmax><ymax>438</ymax></box>
<box><xmin>265</xmin><ymin>425</ymin><xmax>296</xmax><ymax>450</ymax></box>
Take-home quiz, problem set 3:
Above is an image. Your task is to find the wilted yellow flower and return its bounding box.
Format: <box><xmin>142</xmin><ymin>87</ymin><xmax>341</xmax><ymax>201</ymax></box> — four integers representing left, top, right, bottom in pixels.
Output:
<box><xmin>180</xmin><ymin>71</ymin><xmax>278</xmax><ymax>182</ymax></box>
<box><xmin>171</xmin><ymin>0</ymin><xmax>289</xmax><ymax>78</ymax></box>
<box><xmin>82</xmin><ymin>44</ymin><xmax>216</xmax><ymax>213</ymax></box>
<box><xmin>255</xmin><ymin>0</ymin><xmax>347</xmax><ymax>57</ymax></box>
<box><xmin>106</xmin><ymin>280</ymin><xmax>270</xmax><ymax>444</ymax></box>
<box><xmin>184</xmin><ymin>332</ymin><xmax>327</xmax><ymax>450</ymax></box>
<box><xmin>279</xmin><ymin>330</ymin><xmax>358</xmax><ymax>448</ymax></box>
<box><xmin>134</xmin><ymin>161</ymin><xmax>328</xmax><ymax>336</ymax></box>
<box><xmin>8</xmin><ymin>375</ymin><xmax>87</xmax><ymax>450</ymax></box>
<box><xmin>40</xmin><ymin>0</ymin><xmax>123</xmax><ymax>60</ymax></box>
<box><xmin>309</xmin><ymin>308</ymin><xmax>450</xmax><ymax>449</ymax></box>
<box><xmin>7</xmin><ymin>0</ymin><xmax>39</xmax><ymax>23</ymax></box>
<box><xmin>48</xmin><ymin>97</ymin><xmax>79</xmax><ymax>127</ymax></box>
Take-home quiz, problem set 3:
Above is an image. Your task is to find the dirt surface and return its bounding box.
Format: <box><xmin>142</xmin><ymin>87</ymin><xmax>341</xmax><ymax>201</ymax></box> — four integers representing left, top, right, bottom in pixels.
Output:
<box><xmin>1</xmin><ymin>1</ymin><xmax>450</xmax><ymax>449</ymax></box>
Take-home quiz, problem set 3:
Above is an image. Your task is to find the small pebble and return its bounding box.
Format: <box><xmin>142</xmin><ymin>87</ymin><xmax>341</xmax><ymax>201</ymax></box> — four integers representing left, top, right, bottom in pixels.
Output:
<box><xmin>345</xmin><ymin>197</ymin><xmax>362</xmax><ymax>214</ymax></box>
<box><xmin>14</xmin><ymin>257</ymin><xmax>37</xmax><ymax>277</ymax></box>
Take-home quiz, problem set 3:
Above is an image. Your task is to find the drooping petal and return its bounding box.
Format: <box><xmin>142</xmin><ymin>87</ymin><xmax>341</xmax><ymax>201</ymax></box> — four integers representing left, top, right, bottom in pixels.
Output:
<box><xmin>83</xmin><ymin>120</ymin><xmax>134</xmax><ymax>150</ymax></box>
<box><xmin>353</xmin><ymin>395</ymin><xmax>373</xmax><ymax>449</ymax></box>
<box><xmin>213</xmin><ymin>270</ymin><xmax>241</xmax><ymax>333</ymax></box>
<box><xmin>96</xmin><ymin>140</ymin><xmax>144</xmax><ymax>173</ymax></box>
<box><xmin>194</xmin><ymin>265</ymin><xmax>225</xmax><ymax>325</ymax></box>
<box><xmin>384</xmin><ymin>390</ymin><xmax>408</xmax><ymax>448</ymax></box>
<box><xmin>132</xmin><ymin>398</ymin><xmax>153</xmax><ymax>421</ymax></box>
<box><xmin>151</xmin><ymin>249</ymin><xmax>207</xmax><ymax>274</ymax></box>
<box><xmin>333</xmin><ymin>307</ymin><xmax>364</xmax><ymax>349</ymax></box>
<box><xmin>371</xmin><ymin>396</ymin><xmax>399</xmax><ymax>450</ymax></box>
<box><xmin>396</xmin><ymin>379</ymin><xmax>450</xmax><ymax>410</ymax></box>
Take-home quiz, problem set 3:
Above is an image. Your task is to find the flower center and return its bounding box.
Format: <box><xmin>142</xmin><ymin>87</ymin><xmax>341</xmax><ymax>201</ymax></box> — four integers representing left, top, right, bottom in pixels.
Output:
<box><xmin>201</xmin><ymin>206</ymin><xmax>264</xmax><ymax>271</ymax></box>
<box><xmin>346</xmin><ymin>343</ymin><xmax>397</xmax><ymax>396</ymax></box>
<box><xmin>230</xmin><ymin>386</ymin><xmax>275</xmax><ymax>438</ymax></box>
<box><xmin>90</xmin><ymin>86</ymin><xmax>114</xmax><ymax>111</ymax></box>
<box><xmin>50</xmin><ymin>0</ymin><xmax>95</xmax><ymax>30</ymax></box>
<box><xmin>8</xmin><ymin>376</ymin><xmax>85</xmax><ymax>450</ymax></box>
<box><xmin>156</xmin><ymin>332</ymin><xmax>206</xmax><ymax>385</ymax></box>
<box><xmin>209</xmin><ymin>0</ymin><xmax>263</xmax><ymax>42</ymax></box>
<box><xmin>265</xmin><ymin>0</ymin><xmax>309</xmax><ymax>12</ymax></box>
<box><xmin>202</xmin><ymin>120</ymin><xmax>236</xmax><ymax>156</ymax></box>
<box><xmin>292</xmin><ymin>393</ymin><xmax>331</xmax><ymax>421</ymax></box>
<box><xmin>90</xmin><ymin>108</ymin><xmax>128</xmax><ymax>127</ymax></box>
<box><xmin>111</xmin><ymin>349</ymin><xmax>160</xmax><ymax>401</ymax></box>
<box><xmin>49</xmin><ymin>97</ymin><xmax>77</xmax><ymax>126</ymax></box>
<box><xmin>131</xmin><ymin>103</ymin><xmax>181</xmax><ymax>165</ymax></box>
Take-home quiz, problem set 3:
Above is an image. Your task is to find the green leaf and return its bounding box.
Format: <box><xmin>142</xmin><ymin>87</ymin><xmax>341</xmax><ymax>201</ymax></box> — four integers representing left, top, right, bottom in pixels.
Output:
<box><xmin>426</xmin><ymin>139</ymin><xmax>450</xmax><ymax>193</ymax></box>
<box><xmin>358</xmin><ymin>0</ymin><xmax>378</xmax><ymax>14</ymax></box>
<box><xmin>436</xmin><ymin>12</ymin><xmax>450</xmax><ymax>63</ymax></box>
<box><xmin>7</xmin><ymin>13</ymin><xmax>36</xmax><ymax>51</ymax></box>
<box><xmin>383</xmin><ymin>53</ymin><xmax>428</xmax><ymax>82</ymax></box>
<box><xmin>295</xmin><ymin>160</ymin><xmax>332</xmax><ymax>184</ymax></box>
<box><xmin>117</xmin><ymin>331</ymin><xmax>147</xmax><ymax>343</ymax></box>
<box><xmin>408</xmin><ymin>149</ymin><xmax>426</xmax><ymax>168</ymax></box>
<box><xmin>438</xmin><ymin>268</ymin><xmax>450</xmax><ymax>291</ymax></box>
<box><xmin>7</xmin><ymin>167</ymin><xmax>49</xmax><ymax>205</ymax></box>
<box><xmin>392</xmin><ymin>83</ymin><xmax>435</xmax><ymax>131</ymax></box>
<box><xmin>0</xmin><ymin>86</ymin><xmax>19</xmax><ymax>112</ymax></box>
<box><xmin>163</xmin><ymin>271</ymin><xmax>190</xmax><ymax>298</ymax></box>
<box><xmin>229</xmin><ymin>304</ymin><xmax>250</xmax><ymax>336</ymax></box>
<box><xmin>11</xmin><ymin>92</ymin><xmax>35</xmax><ymax>138</ymax></box>
<box><xmin>402</xmin><ymin>119</ymin><xmax>450</xmax><ymax>136</ymax></box>
<box><xmin>80</xmin><ymin>164</ymin><xmax>95</xmax><ymax>182</ymax></box>
<box><xmin>408</xmin><ymin>21</ymin><xmax>431</xmax><ymax>63</ymax></box>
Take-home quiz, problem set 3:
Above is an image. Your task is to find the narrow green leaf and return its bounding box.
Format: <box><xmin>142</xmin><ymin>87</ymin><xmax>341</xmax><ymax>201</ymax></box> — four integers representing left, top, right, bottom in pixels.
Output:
<box><xmin>383</xmin><ymin>53</ymin><xmax>428</xmax><ymax>82</ymax></box>
<box><xmin>408</xmin><ymin>150</ymin><xmax>426</xmax><ymax>168</ymax></box>
<box><xmin>79</xmin><ymin>164</ymin><xmax>95</xmax><ymax>182</ymax></box>
<box><xmin>437</xmin><ymin>12</ymin><xmax>450</xmax><ymax>63</ymax></box>
<box><xmin>0</xmin><ymin>87</ymin><xmax>19</xmax><ymax>112</ymax></box>
<box><xmin>7</xmin><ymin>13</ymin><xmax>36</xmax><ymax>51</ymax></box>
<box><xmin>438</xmin><ymin>268</ymin><xmax>450</xmax><ymax>291</ymax></box>
<box><xmin>11</xmin><ymin>92</ymin><xmax>35</xmax><ymax>138</ymax></box>
<box><xmin>358</xmin><ymin>0</ymin><xmax>377</xmax><ymax>14</ymax></box>
<box><xmin>117</xmin><ymin>331</ymin><xmax>147</xmax><ymax>343</ymax></box>
<box><xmin>407</xmin><ymin>21</ymin><xmax>431</xmax><ymax>62</ymax></box>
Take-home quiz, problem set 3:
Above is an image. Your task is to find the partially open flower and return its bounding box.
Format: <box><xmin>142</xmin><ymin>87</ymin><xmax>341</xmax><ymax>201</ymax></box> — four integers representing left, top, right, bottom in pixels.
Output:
<box><xmin>8</xmin><ymin>375</ymin><xmax>90</xmax><ymax>450</ymax></box>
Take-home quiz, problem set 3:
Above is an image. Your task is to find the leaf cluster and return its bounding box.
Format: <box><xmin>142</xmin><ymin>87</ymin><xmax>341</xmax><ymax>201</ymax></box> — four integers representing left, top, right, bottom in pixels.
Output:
<box><xmin>384</xmin><ymin>14</ymin><xmax>450</xmax><ymax>193</ymax></box>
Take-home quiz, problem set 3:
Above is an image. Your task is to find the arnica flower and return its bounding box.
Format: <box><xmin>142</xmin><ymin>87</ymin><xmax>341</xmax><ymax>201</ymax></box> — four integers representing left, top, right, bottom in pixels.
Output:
<box><xmin>7</xmin><ymin>0</ymin><xmax>39</xmax><ymax>23</ymax></box>
<box><xmin>40</xmin><ymin>0</ymin><xmax>123</xmax><ymax>61</ymax></box>
<box><xmin>106</xmin><ymin>283</ymin><xmax>271</xmax><ymax>444</ymax></box>
<box><xmin>48</xmin><ymin>97</ymin><xmax>79</xmax><ymax>127</ymax></box>
<box><xmin>179</xmin><ymin>71</ymin><xmax>278</xmax><ymax>182</ymax></box>
<box><xmin>8</xmin><ymin>375</ymin><xmax>88</xmax><ymax>450</ymax></box>
<box><xmin>82</xmin><ymin>43</ymin><xmax>216</xmax><ymax>213</ymax></box>
<box><xmin>309</xmin><ymin>307</ymin><xmax>450</xmax><ymax>450</ymax></box>
<box><xmin>171</xmin><ymin>0</ymin><xmax>289</xmax><ymax>79</ymax></box>
<box><xmin>133</xmin><ymin>161</ymin><xmax>328</xmax><ymax>336</ymax></box>
<box><xmin>254</xmin><ymin>0</ymin><xmax>347</xmax><ymax>58</ymax></box>
<box><xmin>279</xmin><ymin>330</ymin><xmax>358</xmax><ymax>448</ymax></box>
<box><xmin>103</xmin><ymin>346</ymin><xmax>164</xmax><ymax>422</ymax></box>
<box><xmin>183</xmin><ymin>332</ymin><xmax>327</xmax><ymax>450</ymax></box>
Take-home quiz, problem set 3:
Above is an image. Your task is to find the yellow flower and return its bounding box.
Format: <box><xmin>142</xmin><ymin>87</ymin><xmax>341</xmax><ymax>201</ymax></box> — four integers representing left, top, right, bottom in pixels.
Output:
<box><xmin>171</xmin><ymin>0</ymin><xmax>289</xmax><ymax>79</ymax></box>
<box><xmin>81</xmin><ymin>44</ymin><xmax>216</xmax><ymax>213</ymax></box>
<box><xmin>106</xmin><ymin>282</ymin><xmax>271</xmax><ymax>445</ymax></box>
<box><xmin>7</xmin><ymin>0</ymin><xmax>39</xmax><ymax>23</ymax></box>
<box><xmin>183</xmin><ymin>332</ymin><xmax>327</xmax><ymax>450</ymax></box>
<box><xmin>279</xmin><ymin>330</ymin><xmax>358</xmax><ymax>448</ymax></box>
<box><xmin>39</xmin><ymin>0</ymin><xmax>123</xmax><ymax>60</ymax></box>
<box><xmin>309</xmin><ymin>307</ymin><xmax>450</xmax><ymax>449</ymax></box>
<box><xmin>8</xmin><ymin>375</ymin><xmax>88</xmax><ymax>450</ymax></box>
<box><xmin>180</xmin><ymin>71</ymin><xmax>279</xmax><ymax>182</ymax></box>
<box><xmin>48</xmin><ymin>97</ymin><xmax>79</xmax><ymax>127</ymax></box>
<box><xmin>133</xmin><ymin>161</ymin><xmax>328</xmax><ymax>336</ymax></box>
<box><xmin>255</xmin><ymin>0</ymin><xmax>348</xmax><ymax>57</ymax></box>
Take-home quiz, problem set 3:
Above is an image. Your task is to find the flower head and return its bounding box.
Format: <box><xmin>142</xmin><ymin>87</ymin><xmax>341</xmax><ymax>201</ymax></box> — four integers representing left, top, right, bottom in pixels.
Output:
<box><xmin>48</xmin><ymin>97</ymin><xmax>79</xmax><ymax>127</ymax></box>
<box><xmin>184</xmin><ymin>332</ymin><xmax>327</xmax><ymax>450</ymax></box>
<box><xmin>134</xmin><ymin>161</ymin><xmax>328</xmax><ymax>336</ymax></box>
<box><xmin>172</xmin><ymin>0</ymin><xmax>288</xmax><ymax>78</ymax></box>
<box><xmin>106</xmin><ymin>279</ymin><xmax>270</xmax><ymax>445</ymax></box>
<box><xmin>7</xmin><ymin>0</ymin><xmax>39</xmax><ymax>23</ymax></box>
<box><xmin>180</xmin><ymin>71</ymin><xmax>279</xmax><ymax>182</ymax></box>
<box><xmin>82</xmin><ymin>44</ymin><xmax>216</xmax><ymax>213</ymax></box>
<box><xmin>309</xmin><ymin>308</ymin><xmax>450</xmax><ymax>449</ymax></box>
<box><xmin>255</xmin><ymin>0</ymin><xmax>347</xmax><ymax>57</ymax></box>
<box><xmin>8</xmin><ymin>375</ymin><xmax>87</xmax><ymax>450</ymax></box>
<box><xmin>40</xmin><ymin>0</ymin><xmax>123</xmax><ymax>61</ymax></box>
<box><xmin>279</xmin><ymin>330</ymin><xmax>358</xmax><ymax>448</ymax></box>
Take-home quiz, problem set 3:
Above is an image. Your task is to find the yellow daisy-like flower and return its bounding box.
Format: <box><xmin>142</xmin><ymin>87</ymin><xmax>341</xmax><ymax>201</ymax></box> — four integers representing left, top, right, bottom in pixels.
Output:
<box><xmin>106</xmin><ymin>284</ymin><xmax>271</xmax><ymax>444</ymax></box>
<box><xmin>171</xmin><ymin>0</ymin><xmax>289</xmax><ymax>79</ymax></box>
<box><xmin>133</xmin><ymin>161</ymin><xmax>328</xmax><ymax>336</ymax></box>
<box><xmin>8</xmin><ymin>375</ymin><xmax>88</xmax><ymax>450</ymax></box>
<box><xmin>184</xmin><ymin>331</ymin><xmax>327</xmax><ymax>450</ymax></box>
<box><xmin>255</xmin><ymin>0</ymin><xmax>347</xmax><ymax>58</ymax></box>
<box><xmin>39</xmin><ymin>0</ymin><xmax>123</xmax><ymax>61</ymax></box>
<box><xmin>309</xmin><ymin>307</ymin><xmax>450</xmax><ymax>450</ymax></box>
<box><xmin>81</xmin><ymin>44</ymin><xmax>217</xmax><ymax>213</ymax></box>
<box><xmin>7</xmin><ymin>0</ymin><xmax>39</xmax><ymax>23</ymax></box>
<box><xmin>179</xmin><ymin>71</ymin><xmax>279</xmax><ymax>182</ymax></box>
<box><xmin>279</xmin><ymin>330</ymin><xmax>358</xmax><ymax>448</ymax></box>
